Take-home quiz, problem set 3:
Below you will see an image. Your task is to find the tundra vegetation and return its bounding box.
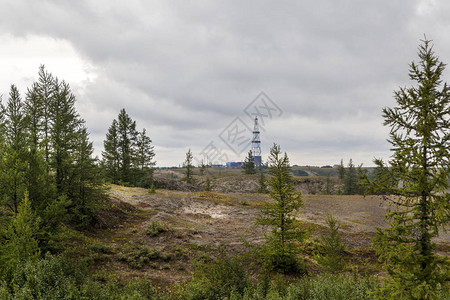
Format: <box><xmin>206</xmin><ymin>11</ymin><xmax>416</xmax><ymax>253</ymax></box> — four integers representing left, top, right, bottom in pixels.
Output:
<box><xmin>0</xmin><ymin>39</ymin><xmax>449</xmax><ymax>299</ymax></box>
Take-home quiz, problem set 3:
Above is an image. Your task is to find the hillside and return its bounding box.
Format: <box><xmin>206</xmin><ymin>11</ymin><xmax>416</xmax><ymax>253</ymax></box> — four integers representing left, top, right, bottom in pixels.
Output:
<box><xmin>70</xmin><ymin>182</ymin><xmax>449</xmax><ymax>290</ymax></box>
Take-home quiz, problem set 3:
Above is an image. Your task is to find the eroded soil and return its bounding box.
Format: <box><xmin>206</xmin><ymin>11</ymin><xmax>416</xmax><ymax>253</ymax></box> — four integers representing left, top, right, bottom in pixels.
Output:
<box><xmin>99</xmin><ymin>185</ymin><xmax>449</xmax><ymax>288</ymax></box>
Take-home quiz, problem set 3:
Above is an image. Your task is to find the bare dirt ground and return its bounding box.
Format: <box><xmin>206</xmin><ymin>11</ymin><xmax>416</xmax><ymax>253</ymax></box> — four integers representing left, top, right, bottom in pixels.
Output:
<box><xmin>101</xmin><ymin>185</ymin><xmax>449</xmax><ymax>288</ymax></box>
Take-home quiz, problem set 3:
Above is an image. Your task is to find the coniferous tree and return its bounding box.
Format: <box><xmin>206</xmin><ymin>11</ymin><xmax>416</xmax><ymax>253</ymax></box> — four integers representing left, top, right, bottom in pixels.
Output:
<box><xmin>0</xmin><ymin>85</ymin><xmax>29</xmax><ymax>213</ymax></box>
<box><xmin>371</xmin><ymin>39</ymin><xmax>450</xmax><ymax>299</ymax></box>
<box><xmin>316</xmin><ymin>215</ymin><xmax>346</xmax><ymax>273</ymax></box>
<box><xmin>48</xmin><ymin>80</ymin><xmax>83</xmax><ymax>196</ymax></box>
<box><xmin>70</xmin><ymin>127</ymin><xmax>102</xmax><ymax>228</ymax></box>
<box><xmin>133</xmin><ymin>128</ymin><xmax>155</xmax><ymax>187</ymax></box>
<box><xmin>0</xmin><ymin>192</ymin><xmax>40</xmax><ymax>270</ymax></box>
<box><xmin>102</xmin><ymin>119</ymin><xmax>120</xmax><ymax>184</ymax></box>
<box><xmin>337</xmin><ymin>159</ymin><xmax>345</xmax><ymax>180</ymax></box>
<box><xmin>242</xmin><ymin>150</ymin><xmax>257</xmax><ymax>174</ymax></box>
<box><xmin>343</xmin><ymin>159</ymin><xmax>357</xmax><ymax>195</ymax></box>
<box><xmin>103</xmin><ymin>110</ymin><xmax>155</xmax><ymax>187</ymax></box>
<box><xmin>258</xmin><ymin>171</ymin><xmax>267</xmax><ymax>193</ymax></box>
<box><xmin>35</xmin><ymin>65</ymin><xmax>55</xmax><ymax>175</ymax></box>
<box><xmin>256</xmin><ymin>143</ymin><xmax>306</xmax><ymax>272</ymax></box>
<box><xmin>184</xmin><ymin>149</ymin><xmax>194</xmax><ymax>184</ymax></box>
<box><xmin>117</xmin><ymin>109</ymin><xmax>137</xmax><ymax>185</ymax></box>
<box><xmin>324</xmin><ymin>172</ymin><xmax>332</xmax><ymax>195</ymax></box>
<box><xmin>24</xmin><ymin>83</ymin><xmax>53</xmax><ymax>212</ymax></box>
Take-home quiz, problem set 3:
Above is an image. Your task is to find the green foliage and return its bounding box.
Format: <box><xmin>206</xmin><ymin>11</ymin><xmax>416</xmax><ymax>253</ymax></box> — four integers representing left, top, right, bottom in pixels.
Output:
<box><xmin>0</xmin><ymin>66</ymin><xmax>103</xmax><ymax>244</ymax></box>
<box><xmin>0</xmin><ymin>254</ymin><xmax>161</xmax><ymax>299</ymax></box>
<box><xmin>277</xmin><ymin>275</ymin><xmax>378</xmax><ymax>300</ymax></box>
<box><xmin>146</xmin><ymin>220</ymin><xmax>169</xmax><ymax>237</ymax></box>
<box><xmin>258</xmin><ymin>171</ymin><xmax>267</xmax><ymax>193</ymax></box>
<box><xmin>102</xmin><ymin>119</ymin><xmax>120</xmax><ymax>184</ymax></box>
<box><xmin>148</xmin><ymin>182</ymin><xmax>156</xmax><ymax>194</ymax></box>
<box><xmin>370</xmin><ymin>38</ymin><xmax>450</xmax><ymax>299</ymax></box>
<box><xmin>184</xmin><ymin>149</ymin><xmax>194</xmax><ymax>184</ymax></box>
<box><xmin>133</xmin><ymin>128</ymin><xmax>156</xmax><ymax>188</ymax></box>
<box><xmin>103</xmin><ymin>109</ymin><xmax>155</xmax><ymax>188</ymax></box>
<box><xmin>243</xmin><ymin>150</ymin><xmax>257</xmax><ymax>174</ymax></box>
<box><xmin>343</xmin><ymin>159</ymin><xmax>357</xmax><ymax>195</ymax></box>
<box><xmin>117</xmin><ymin>108</ymin><xmax>137</xmax><ymax>184</ymax></box>
<box><xmin>316</xmin><ymin>215</ymin><xmax>346</xmax><ymax>274</ymax></box>
<box><xmin>0</xmin><ymin>85</ymin><xmax>29</xmax><ymax>214</ymax></box>
<box><xmin>119</xmin><ymin>244</ymin><xmax>161</xmax><ymax>269</ymax></box>
<box><xmin>184</xmin><ymin>248</ymin><xmax>250</xmax><ymax>300</ymax></box>
<box><xmin>256</xmin><ymin>144</ymin><xmax>306</xmax><ymax>273</ymax></box>
<box><xmin>0</xmin><ymin>193</ymin><xmax>40</xmax><ymax>271</ymax></box>
<box><xmin>337</xmin><ymin>159</ymin><xmax>365</xmax><ymax>195</ymax></box>
<box><xmin>89</xmin><ymin>242</ymin><xmax>113</xmax><ymax>254</ymax></box>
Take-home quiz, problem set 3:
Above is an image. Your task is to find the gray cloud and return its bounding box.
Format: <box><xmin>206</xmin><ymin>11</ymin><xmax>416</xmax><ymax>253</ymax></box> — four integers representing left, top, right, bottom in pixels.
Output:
<box><xmin>1</xmin><ymin>0</ymin><xmax>449</xmax><ymax>166</ymax></box>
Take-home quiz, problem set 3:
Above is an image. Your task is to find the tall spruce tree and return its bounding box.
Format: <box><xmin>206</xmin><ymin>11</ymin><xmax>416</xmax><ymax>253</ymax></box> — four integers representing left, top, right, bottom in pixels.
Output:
<box><xmin>256</xmin><ymin>143</ymin><xmax>306</xmax><ymax>272</ymax></box>
<box><xmin>371</xmin><ymin>39</ymin><xmax>450</xmax><ymax>299</ymax></box>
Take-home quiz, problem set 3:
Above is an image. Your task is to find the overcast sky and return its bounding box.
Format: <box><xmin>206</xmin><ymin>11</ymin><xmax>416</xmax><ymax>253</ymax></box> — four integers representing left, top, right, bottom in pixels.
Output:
<box><xmin>1</xmin><ymin>0</ymin><xmax>449</xmax><ymax>167</ymax></box>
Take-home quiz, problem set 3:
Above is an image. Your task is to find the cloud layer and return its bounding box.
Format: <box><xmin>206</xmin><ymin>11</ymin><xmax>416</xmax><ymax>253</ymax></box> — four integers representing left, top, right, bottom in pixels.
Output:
<box><xmin>1</xmin><ymin>0</ymin><xmax>450</xmax><ymax>166</ymax></box>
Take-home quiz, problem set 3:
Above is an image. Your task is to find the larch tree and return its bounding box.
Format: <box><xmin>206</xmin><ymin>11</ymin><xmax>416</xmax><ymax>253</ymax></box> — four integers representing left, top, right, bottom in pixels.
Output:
<box><xmin>24</xmin><ymin>83</ymin><xmax>52</xmax><ymax>212</ymax></box>
<box><xmin>35</xmin><ymin>65</ymin><xmax>55</xmax><ymax>175</ymax></box>
<box><xmin>371</xmin><ymin>38</ymin><xmax>450</xmax><ymax>299</ymax></box>
<box><xmin>343</xmin><ymin>158</ymin><xmax>357</xmax><ymax>195</ymax></box>
<box><xmin>184</xmin><ymin>149</ymin><xmax>194</xmax><ymax>184</ymax></box>
<box><xmin>0</xmin><ymin>85</ymin><xmax>29</xmax><ymax>214</ymax></box>
<box><xmin>102</xmin><ymin>119</ymin><xmax>121</xmax><ymax>184</ymax></box>
<box><xmin>133</xmin><ymin>128</ymin><xmax>155</xmax><ymax>187</ymax></box>
<box><xmin>242</xmin><ymin>150</ymin><xmax>256</xmax><ymax>174</ymax></box>
<box><xmin>117</xmin><ymin>109</ymin><xmax>137</xmax><ymax>185</ymax></box>
<box><xmin>0</xmin><ymin>192</ymin><xmax>40</xmax><ymax>270</ymax></box>
<box><xmin>70</xmin><ymin>127</ymin><xmax>103</xmax><ymax>228</ymax></box>
<box><xmin>256</xmin><ymin>143</ymin><xmax>306</xmax><ymax>272</ymax></box>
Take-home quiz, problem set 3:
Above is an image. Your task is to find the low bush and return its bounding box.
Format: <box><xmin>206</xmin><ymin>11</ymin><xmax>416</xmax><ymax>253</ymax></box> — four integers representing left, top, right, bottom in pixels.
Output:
<box><xmin>0</xmin><ymin>254</ymin><xmax>161</xmax><ymax>299</ymax></box>
<box><xmin>146</xmin><ymin>220</ymin><xmax>169</xmax><ymax>237</ymax></box>
<box><xmin>119</xmin><ymin>245</ymin><xmax>160</xmax><ymax>269</ymax></box>
<box><xmin>183</xmin><ymin>248</ymin><xmax>250</xmax><ymax>300</ymax></box>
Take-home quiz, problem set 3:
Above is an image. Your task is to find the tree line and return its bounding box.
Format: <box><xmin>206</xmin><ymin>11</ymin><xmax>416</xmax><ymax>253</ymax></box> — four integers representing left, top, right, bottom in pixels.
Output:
<box><xmin>0</xmin><ymin>66</ymin><xmax>103</xmax><ymax>270</ymax></box>
<box><xmin>0</xmin><ymin>66</ymin><xmax>155</xmax><ymax>271</ymax></box>
<box><xmin>102</xmin><ymin>109</ymin><xmax>155</xmax><ymax>187</ymax></box>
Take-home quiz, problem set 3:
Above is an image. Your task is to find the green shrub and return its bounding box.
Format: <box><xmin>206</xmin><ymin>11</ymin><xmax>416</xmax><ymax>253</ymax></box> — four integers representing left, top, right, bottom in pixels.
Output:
<box><xmin>119</xmin><ymin>245</ymin><xmax>160</xmax><ymax>269</ymax></box>
<box><xmin>146</xmin><ymin>220</ymin><xmax>169</xmax><ymax>237</ymax></box>
<box><xmin>90</xmin><ymin>242</ymin><xmax>113</xmax><ymax>254</ymax></box>
<box><xmin>0</xmin><ymin>254</ymin><xmax>161</xmax><ymax>299</ymax></box>
<box><xmin>284</xmin><ymin>275</ymin><xmax>378</xmax><ymax>300</ymax></box>
<box><xmin>184</xmin><ymin>248</ymin><xmax>250</xmax><ymax>300</ymax></box>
